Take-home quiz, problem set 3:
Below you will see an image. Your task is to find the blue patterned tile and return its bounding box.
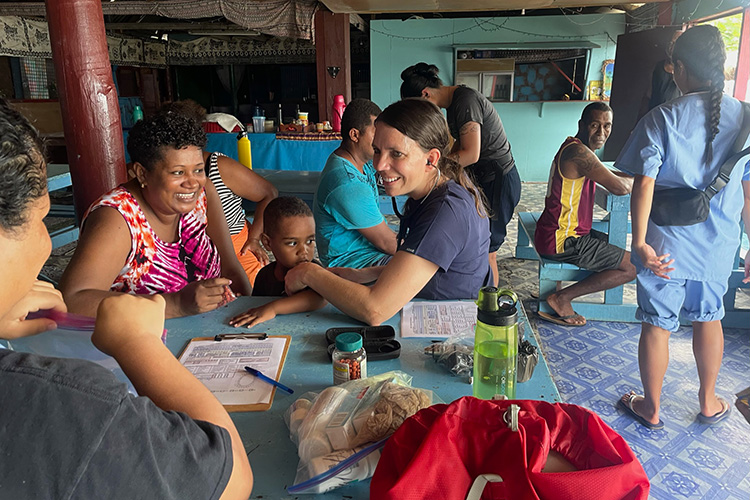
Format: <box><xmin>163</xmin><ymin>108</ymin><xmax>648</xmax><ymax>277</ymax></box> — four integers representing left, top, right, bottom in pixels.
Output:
<box><xmin>534</xmin><ymin>319</ymin><xmax>750</xmax><ymax>498</ymax></box>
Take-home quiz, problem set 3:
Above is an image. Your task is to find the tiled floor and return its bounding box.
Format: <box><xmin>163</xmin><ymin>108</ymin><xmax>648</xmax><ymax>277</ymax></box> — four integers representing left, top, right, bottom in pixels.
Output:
<box><xmin>41</xmin><ymin>182</ymin><xmax>750</xmax><ymax>498</ymax></box>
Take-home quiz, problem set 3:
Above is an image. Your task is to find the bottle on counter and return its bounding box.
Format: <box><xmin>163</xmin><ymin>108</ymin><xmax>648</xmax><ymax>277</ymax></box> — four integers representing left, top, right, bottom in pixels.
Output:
<box><xmin>472</xmin><ymin>287</ymin><xmax>519</xmax><ymax>400</ymax></box>
<box><xmin>332</xmin><ymin>332</ymin><xmax>367</xmax><ymax>385</ymax></box>
<box><xmin>132</xmin><ymin>105</ymin><xmax>143</xmax><ymax>123</ymax></box>
<box><xmin>331</xmin><ymin>95</ymin><xmax>346</xmax><ymax>133</ymax></box>
<box><xmin>236</xmin><ymin>130</ymin><xmax>252</xmax><ymax>169</ymax></box>
<box><xmin>277</xmin><ymin>103</ymin><xmax>283</xmax><ymax>130</ymax></box>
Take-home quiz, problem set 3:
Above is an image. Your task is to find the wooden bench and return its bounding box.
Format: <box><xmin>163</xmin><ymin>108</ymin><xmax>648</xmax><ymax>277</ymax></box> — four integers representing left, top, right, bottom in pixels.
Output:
<box><xmin>516</xmin><ymin>211</ymin><xmax>638</xmax><ymax>322</ymax></box>
<box><xmin>518</xmin><ymin>211</ymin><xmax>749</xmax><ymax>329</ymax></box>
<box><xmin>46</xmin><ymin>164</ymin><xmax>79</xmax><ymax>249</ymax></box>
<box><xmin>723</xmin><ymin>247</ymin><xmax>750</xmax><ymax>329</ymax></box>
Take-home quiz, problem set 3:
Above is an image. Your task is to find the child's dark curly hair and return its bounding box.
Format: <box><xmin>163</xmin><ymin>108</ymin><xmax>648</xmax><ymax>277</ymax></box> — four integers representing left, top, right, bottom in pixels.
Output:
<box><xmin>127</xmin><ymin>112</ymin><xmax>207</xmax><ymax>170</ymax></box>
<box><xmin>263</xmin><ymin>196</ymin><xmax>313</xmax><ymax>237</ymax></box>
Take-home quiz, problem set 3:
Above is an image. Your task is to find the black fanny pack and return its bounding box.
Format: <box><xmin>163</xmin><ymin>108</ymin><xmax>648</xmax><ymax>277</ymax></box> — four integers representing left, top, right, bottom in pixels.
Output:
<box><xmin>650</xmin><ymin>102</ymin><xmax>750</xmax><ymax>227</ymax></box>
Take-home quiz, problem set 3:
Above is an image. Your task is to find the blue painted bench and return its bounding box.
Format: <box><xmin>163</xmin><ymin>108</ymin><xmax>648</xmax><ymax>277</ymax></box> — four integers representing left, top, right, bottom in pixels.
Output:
<box><xmin>723</xmin><ymin>247</ymin><xmax>750</xmax><ymax>329</ymax></box>
<box><xmin>46</xmin><ymin>164</ymin><xmax>79</xmax><ymax>249</ymax></box>
<box><xmin>516</xmin><ymin>211</ymin><xmax>638</xmax><ymax>322</ymax></box>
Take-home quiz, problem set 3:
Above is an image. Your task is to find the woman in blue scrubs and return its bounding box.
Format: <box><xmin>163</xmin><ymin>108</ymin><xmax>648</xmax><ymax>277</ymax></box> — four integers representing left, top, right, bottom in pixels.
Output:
<box><xmin>615</xmin><ymin>25</ymin><xmax>749</xmax><ymax>429</ymax></box>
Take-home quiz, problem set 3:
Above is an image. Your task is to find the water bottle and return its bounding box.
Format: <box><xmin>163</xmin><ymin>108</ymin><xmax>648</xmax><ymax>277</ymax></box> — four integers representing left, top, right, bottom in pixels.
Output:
<box><xmin>132</xmin><ymin>105</ymin><xmax>143</xmax><ymax>123</ymax></box>
<box><xmin>236</xmin><ymin>130</ymin><xmax>252</xmax><ymax>169</ymax></box>
<box><xmin>331</xmin><ymin>95</ymin><xmax>346</xmax><ymax>133</ymax></box>
<box><xmin>472</xmin><ymin>287</ymin><xmax>519</xmax><ymax>400</ymax></box>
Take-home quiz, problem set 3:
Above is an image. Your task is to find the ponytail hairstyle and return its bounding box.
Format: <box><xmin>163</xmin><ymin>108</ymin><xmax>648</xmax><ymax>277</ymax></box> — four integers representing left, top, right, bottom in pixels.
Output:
<box><xmin>376</xmin><ymin>98</ymin><xmax>488</xmax><ymax>216</ymax></box>
<box><xmin>400</xmin><ymin>63</ymin><xmax>444</xmax><ymax>99</ymax></box>
<box><xmin>671</xmin><ymin>24</ymin><xmax>726</xmax><ymax>163</ymax></box>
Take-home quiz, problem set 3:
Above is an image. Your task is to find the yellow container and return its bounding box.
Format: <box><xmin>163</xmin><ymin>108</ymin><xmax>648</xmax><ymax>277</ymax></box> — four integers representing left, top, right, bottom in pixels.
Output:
<box><xmin>237</xmin><ymin>131</ymin><xmax>252</xmax><ymax>169</ymax></box>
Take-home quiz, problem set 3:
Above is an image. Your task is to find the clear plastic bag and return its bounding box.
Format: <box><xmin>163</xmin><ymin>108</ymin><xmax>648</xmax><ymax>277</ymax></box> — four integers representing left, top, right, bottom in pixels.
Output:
<box><xmin>284</xmin><ymin>371</ymin><xmax>438</xmax><ymax>494</ymax></box>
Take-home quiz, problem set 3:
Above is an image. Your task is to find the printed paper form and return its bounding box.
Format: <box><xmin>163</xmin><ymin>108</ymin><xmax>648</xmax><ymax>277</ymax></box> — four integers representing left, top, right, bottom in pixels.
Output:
<box><xmin>400</xmin><ymin>301</ymin><xmax>477</xmax><ymax>338</ymax></box>
<box><xmin>179</xmin><ymin>337</ymin><xmax>287</xmax><ymax>406</ymax></box>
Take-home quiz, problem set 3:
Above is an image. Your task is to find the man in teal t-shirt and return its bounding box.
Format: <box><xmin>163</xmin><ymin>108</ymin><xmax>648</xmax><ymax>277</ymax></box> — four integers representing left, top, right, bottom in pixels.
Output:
<box><xmin>314</xmin><ymin>99</ymin><xmax>397</xmax><ymax>268</ymax></box>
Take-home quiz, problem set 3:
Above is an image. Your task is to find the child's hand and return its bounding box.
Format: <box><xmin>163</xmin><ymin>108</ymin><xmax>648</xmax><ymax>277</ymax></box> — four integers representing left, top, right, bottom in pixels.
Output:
<box><xmin>229</xmin><ymin>304</ymin><xmax>276</xmax><ymax>328</ymax></box>
<box><xmin>635</xmin><ymin>243</ymin><xmax>675</xmax><ymax>279</ymax></box>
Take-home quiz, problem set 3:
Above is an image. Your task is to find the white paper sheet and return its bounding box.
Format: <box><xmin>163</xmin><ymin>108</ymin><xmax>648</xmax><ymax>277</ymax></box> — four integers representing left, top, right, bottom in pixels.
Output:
<box><xmin>400</xmin><ymin>301</ymin><xmax>477</xmax><ymax>338</ymax></box>
<box><xmin>179</xmin><ymin>336</ymin><xmax>288</xmax><ymax>406</ymax></box>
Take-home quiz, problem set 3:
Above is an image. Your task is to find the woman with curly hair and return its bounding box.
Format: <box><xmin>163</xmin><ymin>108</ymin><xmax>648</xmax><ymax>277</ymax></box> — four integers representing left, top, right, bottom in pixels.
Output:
<box><xmin>616</xmin><ymin>25</ymin><xmax>749</xmax><ymax>429</ymax></box>
<box><xmin>60</xmin><ymin>113</ymin><xmax>252</xmax><ymax>318</ymax></box>
<box><xmin>160</xmin><ymin>100</ymin><xmax>278</xmax><ymax>284</ymax></box>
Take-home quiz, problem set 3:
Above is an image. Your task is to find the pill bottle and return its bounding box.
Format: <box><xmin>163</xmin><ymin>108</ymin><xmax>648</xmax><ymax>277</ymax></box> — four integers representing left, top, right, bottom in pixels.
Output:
<box><xmin>332</xmin><ymin>332</ymin><xmax>367</xmax><ymax>385</ymax></box>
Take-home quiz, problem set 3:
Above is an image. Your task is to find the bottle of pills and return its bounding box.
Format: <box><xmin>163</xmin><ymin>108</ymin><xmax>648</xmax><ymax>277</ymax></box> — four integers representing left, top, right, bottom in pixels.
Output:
<box><xmin>332</xmin><ymin>332</ymin><xmax>367</xmax><ymax>385</ymax></box>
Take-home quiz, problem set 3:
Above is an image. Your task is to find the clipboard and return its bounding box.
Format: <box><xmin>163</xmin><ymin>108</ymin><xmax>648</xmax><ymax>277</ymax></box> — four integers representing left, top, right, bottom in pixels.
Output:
<box><xmin>178</xmin><ymin>333</ymin><xmax>291</xmax><ymax>412</ymax></box>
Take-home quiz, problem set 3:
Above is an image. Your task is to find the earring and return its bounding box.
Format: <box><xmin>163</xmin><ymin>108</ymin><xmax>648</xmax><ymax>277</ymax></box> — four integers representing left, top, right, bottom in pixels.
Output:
<box><xmin>140</xmin><ymin>182</ymin><xmax>145</xmax><ymax>189</ymax></box>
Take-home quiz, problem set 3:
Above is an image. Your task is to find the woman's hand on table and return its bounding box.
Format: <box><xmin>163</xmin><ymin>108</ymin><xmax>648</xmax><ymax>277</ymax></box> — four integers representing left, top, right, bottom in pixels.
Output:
<box><xmin>0</xmin><ymin>281</ymin><xmax>67</xmax><ymax>339</ymax></box>
<box><xmin>92</xmin><ymin>294</ymin><xmax>165</xmax><ymax>357</ymax></box>
<box><xmin>229</xmin><ymin>303</ymin><xmax>276</xmax><ymax>328</ymax></box>
<box><xmin>241</xmin><ymin>237</ymin><xmax>270</xmax><ymax>266</ymax></box>
<box><xmin>172</xmin><ymin>277</ymin><xmax>234</xmax><ymax>316</ymax></box>
<box><xmin>634</xmin><ymin>243</ymin><xmax>675</xmax><ymax>279</ymax></box>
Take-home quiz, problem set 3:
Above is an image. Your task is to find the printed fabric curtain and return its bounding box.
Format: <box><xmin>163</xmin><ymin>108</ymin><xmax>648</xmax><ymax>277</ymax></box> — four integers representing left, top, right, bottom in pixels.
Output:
<box><xmin>0</xmin><ymin>16</ymin><xmax>316</xmax><ymax>67</ymax></box>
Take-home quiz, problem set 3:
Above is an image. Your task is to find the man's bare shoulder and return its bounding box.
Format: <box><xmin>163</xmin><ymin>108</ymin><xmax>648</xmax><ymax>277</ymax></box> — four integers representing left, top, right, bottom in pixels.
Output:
<box><xmin>560</xmin><ymin>142</ymin><xmax>599</xmax><ymax>176</ymax></box>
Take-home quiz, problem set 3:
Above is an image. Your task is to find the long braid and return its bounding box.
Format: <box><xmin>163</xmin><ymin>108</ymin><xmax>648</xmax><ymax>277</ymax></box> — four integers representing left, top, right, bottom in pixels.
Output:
<box><xmin>705</xmin><ymin>33</ymin><xmax>726</xmax><ymax>163</ymax></box>
<box><xmin>672</xmin><ymin>25</ymin><xmax>726</xmax><ymax>164</ymax></box>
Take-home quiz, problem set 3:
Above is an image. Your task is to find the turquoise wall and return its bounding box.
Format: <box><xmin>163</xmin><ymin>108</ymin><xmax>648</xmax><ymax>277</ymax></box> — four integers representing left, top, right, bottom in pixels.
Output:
<box><xmin>370</xmin><ymin>14</ymin><xmax>625</xmax><ymax>181</ymax></box>
<box><xmin>674</xmin><ymin>0</ymin><xmax>749</xmax><ymax>23</ymax></box>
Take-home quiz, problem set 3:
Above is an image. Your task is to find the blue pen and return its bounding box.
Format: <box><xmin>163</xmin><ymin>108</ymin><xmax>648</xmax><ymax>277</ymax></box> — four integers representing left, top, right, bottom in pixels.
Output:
<box><xmin>244</xmin><ymin>366</ymin><xmax>294</xmax><ymax>394</ymax></box>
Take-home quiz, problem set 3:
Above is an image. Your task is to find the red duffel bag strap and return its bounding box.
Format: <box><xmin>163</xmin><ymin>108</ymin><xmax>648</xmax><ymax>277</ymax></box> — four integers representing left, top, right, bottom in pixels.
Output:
<box><xmin>371</xmin><ymin>397</ymin><xmax>539</xmax><ymax>500</ymax></box>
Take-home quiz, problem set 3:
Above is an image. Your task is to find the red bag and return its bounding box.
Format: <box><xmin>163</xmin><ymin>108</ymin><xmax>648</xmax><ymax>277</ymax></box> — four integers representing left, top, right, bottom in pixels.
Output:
<box><xmin>370</xmin><ymin>397</ymin><xmax>649</xmax><ymax>500</ymax></box>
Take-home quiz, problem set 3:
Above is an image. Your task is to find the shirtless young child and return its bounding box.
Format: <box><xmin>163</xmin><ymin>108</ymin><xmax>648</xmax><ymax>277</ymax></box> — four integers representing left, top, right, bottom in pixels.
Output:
<box><xmin>229</xmin><ymin>197</ymin><xmax>325</xmax><ymax>327</ymax></box>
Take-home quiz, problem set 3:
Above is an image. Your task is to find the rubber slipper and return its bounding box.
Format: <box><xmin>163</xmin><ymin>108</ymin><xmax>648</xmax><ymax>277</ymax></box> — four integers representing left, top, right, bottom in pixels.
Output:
<box><xmin>538</xmin><ymin>310</ymin><xmax>586</xmax><ymax>327</ymax></box>
<box><xmin>697</xmin><ymin>396</ymin><xmax>731</xmax><ymax>425</ymax></box>
<box><xmin>618</xmin><ymin>392</ymin><xmax>664</xmax><ymax>430</ymax></box>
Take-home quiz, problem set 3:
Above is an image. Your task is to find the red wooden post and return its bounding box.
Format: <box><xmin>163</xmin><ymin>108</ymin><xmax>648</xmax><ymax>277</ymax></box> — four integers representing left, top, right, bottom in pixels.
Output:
<box><xmin>45</xmin><ymin>0</ymin><xmax>126</xmax><ymax>218</ymax></box>
<box><xmin>315</xmin><ymin>10</ymin><xmax>351</xmax><ymax>124</ymax></box>
<box><xmin>734</xmin><ymin>8</ymin><xmax>750</xmax><ymax>102</ymax></box>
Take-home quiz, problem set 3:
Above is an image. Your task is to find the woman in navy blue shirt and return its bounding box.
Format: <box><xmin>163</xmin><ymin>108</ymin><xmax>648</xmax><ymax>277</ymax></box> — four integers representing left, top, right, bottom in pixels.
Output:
<box><xmin>285</xmin><ymin>99</ymin><xmax>491</xmax><ymax>325</ymax></box>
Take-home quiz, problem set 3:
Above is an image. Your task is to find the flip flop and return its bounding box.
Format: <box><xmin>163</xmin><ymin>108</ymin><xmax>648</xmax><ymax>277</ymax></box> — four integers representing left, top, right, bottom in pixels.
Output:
<box><xmin>538</xmin><ymin>310</ymin><xmax>586</xmax><ymax>327</ymax></box>
<box><xmin>618</xmin><ymin>391</ymin><xmax>664</xmax><ymax>430</ymax></box>
<box><xmin>697</xmin><ymin>396</ymin><xmax>731</xmax><ymax>425</ymax></box>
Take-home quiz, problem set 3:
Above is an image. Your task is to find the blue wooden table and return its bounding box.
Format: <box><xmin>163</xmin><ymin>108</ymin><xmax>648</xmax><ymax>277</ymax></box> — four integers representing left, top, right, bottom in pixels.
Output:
<box><xmin>10</xmin><ymin>297</ymin><xmax>560</xmax><ymax>499</ymax></box>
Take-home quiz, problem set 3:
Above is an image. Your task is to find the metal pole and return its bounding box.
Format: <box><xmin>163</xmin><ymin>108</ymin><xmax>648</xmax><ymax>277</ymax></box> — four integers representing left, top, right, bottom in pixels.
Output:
<box><xmin>45</xmin><ymin>0</ymin><xmax>127</xmax><ymax>219</ymax></box>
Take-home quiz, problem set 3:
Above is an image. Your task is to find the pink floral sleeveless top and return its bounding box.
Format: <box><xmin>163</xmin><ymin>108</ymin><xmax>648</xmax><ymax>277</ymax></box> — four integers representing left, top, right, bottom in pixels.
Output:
<box><xmin>84</xmin><ymin>186</ymin><xmax>222</xmax><ymax>294</ymax></box>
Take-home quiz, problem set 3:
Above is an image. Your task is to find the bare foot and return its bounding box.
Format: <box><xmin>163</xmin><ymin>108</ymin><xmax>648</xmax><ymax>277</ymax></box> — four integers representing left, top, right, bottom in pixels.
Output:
<box><xmin>545</xmin><ymin>293</ymin><xmax>586</xmax><ymax>326</ymax></box>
